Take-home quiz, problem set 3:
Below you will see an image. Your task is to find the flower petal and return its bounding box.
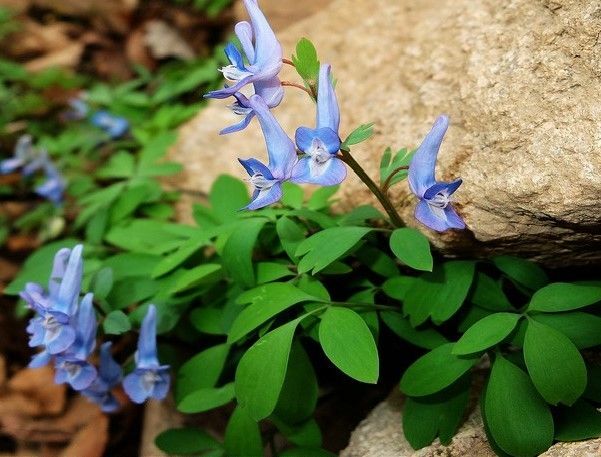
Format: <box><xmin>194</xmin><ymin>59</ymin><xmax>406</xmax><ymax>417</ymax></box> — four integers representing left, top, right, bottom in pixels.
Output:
<box><xmin>243</xmin><ymin>0</ymin><xmax>281</xmax><ymax>72</ymax></box>
<box><xmin>423</xmin><ymin>178</ymin><xmax>462</xmax><ymax>200</ymax></box>
<box><xmin>235</xmin><ymin>21</ymin><xmax>255</xmax><ymax>62</ymax></box>
<box><xmin>49</xmin><ymin>248</ymin><xmax>71</xmax><ymax>297</ymax></box>
<box><xmin>295</xmin><ymin>127</ymin><xmax>340</xmax><ymax>154</ymax></box>
<box><xmin>73</xmin><ymin>293</ymin><xmax>97</xmax><ymax>359</ymax></box>
<box><xmin>220</xmin><ymin>112</ymin><xmax>255</xmax><ymax>135</ymax></box>
<box><xmin>408</xmin><ymin>115</ymin><xmax>449</xmax><ymax>198</ymax></box>
<box><xmin>56</xmin><ymin>244</ymin><xmax>83</xmax><ymax>314</ymax></box>
<box><xmin>248</xmin><ymin>95</ymin><xmax>297</xmax><ymax>179</ymax></box>
<box><xmin>238</xmin><ymin>157</ymin><xmax>274</xmax><ymax>180</ymax></box>
<box><xmin>29</xmin><ymin>350</ymin><xmax>52</xmax><ymax>368</ymax></box>
<box><xmin>136</xmin><ymin>305</ymin><xmax>160</xmax><ymax>369</ymax></box>
<box><xmin>316</xmin><ymin>64</ymin><xmax>340</xmax><ymax>132</ymax></box>
<box><xmin>122</xmin><ymin>371</ymin><xmax>148</xmax><ymax>404</ymax></box>
<box><xmin>414</xmin><ymin>198</ymin><xmax>464</xmax><ymax>232</ymax></box>
<box><xmin>245</xmin><ymin>181</ymin><xmax>282</xmax><ymax>210</ymax></box>
<box><xmin>291</xmin><ymin>156</ymin><xmax>346</xmax><ymax>186</ymax></box>
<box><xmin>98</xmin><ymin>342</ymin><xmax>122</xmax><ymax>387</ymax></box>
<box><xmin>254</xmin><ymin>76</ymin><xmax>284</xmax><ymax>108</ymax></box>
<box><xmin>224</xmin><ymin>43</ymin><xmax>246</xmax><ymax>70</ymax></box>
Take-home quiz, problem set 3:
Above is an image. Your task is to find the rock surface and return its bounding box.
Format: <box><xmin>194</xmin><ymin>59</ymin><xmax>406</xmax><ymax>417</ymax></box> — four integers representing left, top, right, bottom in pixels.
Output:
<box><xmin>341</xmin><ymin>389</ymin><xmax>601</xmax><ymax>457</ymax></box>
<box><xmin>169</xmin><ymin>0</ymin><xmax>601</xmax><ymax>266</ymax></box>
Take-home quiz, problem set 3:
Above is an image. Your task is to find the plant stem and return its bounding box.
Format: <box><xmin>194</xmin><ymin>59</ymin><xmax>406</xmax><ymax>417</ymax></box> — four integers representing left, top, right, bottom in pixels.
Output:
<box><xmin>381</xmin><ymin>166</ymin><xmax>409</xmax><ymax>192</ymax></box>
<box><xmin>281</xmin><ymin>81</ymin><xmax>313</xmax><ymax>97</ymax></box>
<box><xmin>339</xmin><ymin>148</ymin><xmax>404</xmax><ymax>227</ymax></box>
<box><xmin>282</xmin><ymin>58</ymin><xmax>295</xmax><ymax>67</ymax></box>
<box><xmin>331</xmin><ymin>301</ymin><xmax>401</xmax><ymax>312</ymax></box>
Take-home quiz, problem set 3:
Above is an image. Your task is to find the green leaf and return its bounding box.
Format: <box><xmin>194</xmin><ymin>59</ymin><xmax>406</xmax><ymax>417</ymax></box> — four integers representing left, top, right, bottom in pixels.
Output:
<box><xmin>523</xmin><ymin>319</ymin><xmax>587</xmax><ymax>405</ymax></box>
<box><xmin>177</xmin><ymin>383</ymin><xmax>235</xmax><ymax>413</ymax></box>
<box><xmin>256</xmin><ymin>262</ymin><xmax>294</xmax><ymax>284</ymax></box>
<box><xmin>209</xmin><ymin>175</ymin><xmax>249</xmax><ymax>222</ymax></box>
<box><xmin>453</xmin><ymin>313</ymin><xmax>521</xmax><ymax>355</ymax></box>
<box><xmin>103</xmin><ymin>310</ymin><xmax>131</xmax><ymax>335</ymax></box>
<box><xmin>528</xmin><ymin>282</ymin><xmax>601</xmax><ymax>312</ymax></box>
<box><xmin>400</xmin><ymin>343</ymin><xmax>478</xmax><ymax>397</ymax></box>
<box><xmin>4</xmin><ymin>239</ymin><xmax>79</xmax><ymax>295</ymax></box>
<box><xmin>555</xmin><ymin>400</ymin><xmax>601</xmax><ymax>441</ymax></box>
<box><xmin>229</xmin><ymin>283</ymin><xmax>319</xmax><ymax>344</ymax></box>
<box><xmin>389</xmin><ymin>228</ymin><xmax>433</xmax><ymax>271</ymax></box>
<box><xmin>176</xmin><ymin>343</ymin><xmax>229</xmax><ymax>402</ymax></box>
<box><xmin>276</xmin><ymin>216</ymin><xmax>306</xmax><ymax>262</ymax></box>
<box><xmin>493</xmin><ymin>256</ymin><xmax>548</xmax><ymax>290</ymax></box>
<box><xmin>296</xmin><ymin>227</ymin><xmax>371</xmax><ymax>274</ymax></box>
<box><xmin>318</xmin><ymin>307</ymin><xmax>379</xmax><ymax>383</ymax></box>
<box><xmin>403</xmin><ymin>377</ymin><xmax>470</xmax><ymax>449</ymax></box>
<box><xmin>91</xmin><ymin>267</ymin><xmax>113</xmax><ymax>300</ymax></box>
<box><xmin>235</xmin><ymin>318</ymin><xmax>302</xmax><ymax>420</ymax></box>
<box><xmin>307</xmin><ymin>186</ymin><xmax>339</xmax><ymax>211</ymax></box>
<box><xmin>222</xmin><ymin>218</ymin><xmax>268</xmax><ymax>288</ymax></box>
<box><xmin>355</xmin><ymin>247</ymin><xmax>398</xmax><ymax>277</ymax></box>
<box><xmin>382</xmin><ymin>276</ymin><xmax>416</xmax><ymax>301</ymax></box>
<box><xmin>470</xmin><ymin>272</ymin><xmax>513</xmax><ymax>311</ymax></box>
<box><xmin>533</xmin><ymin>312</ymin><xmax>601</xmax><ymax>349</ymax></box>
<box><xmin>273</xmin><ymin>342</ymin><xmax>318</xmax><ymax>424</ymax></box>
<box><xmin>190</xmin><ymin>308</ymin><xmax>225</xmax><ymax>335</ymax></box>
<box><xmin>272</xmin><ymin>418</ymin><xmax>322</xmax><ymax>448</ymax></box>
<box><xmin>342</xmin><ymin>123</ymin><xmax>374</xmax><ymax>148</ymax></box>
<box><xmin>103</xmin><ymin>253</ymin><xmax>160</xmax><ymax>279</ymax></box>
<box><xmin>170</xmin><ymin>264</ymin><xmax>223</xmax><ymax>294</ymax></box>
<box><xmin>281</xmin><ymin>182</ymin><xmax>304</xmax><ymax>209</ymax></box>
<box><xmin>337</xmin><ymin>205</ymin><xmax>384</xmax><ymax>226</ymax></box>
<box><xmin>291</xmin><ymin>38</ymin><xmax>320</xmax><ymax>85</ymax></box>
<box><xmin>380</xmin><ymin>311</ymin><xmax>448</xmax><ymax>350</ymax></box>
<box><xmin>96</xmin><ymin>151</ymin><xmax>135</xmax><ymax>179</ymax></box>
<box><xmin>404</xmin><ymin>261</ymin><xmax>475</xmax><ymax>326</ymax></box>
<box><xmin>224</xmin><ymin>406</ymin><xmax>263</xmax><ymax>457</ymax></box>
<box><xmin>152</xmin><ymin>235</ymin><xmax>210</xmax><ymax>278</ymax></box>
<box><xmin>484</xmin><ymin>355</ymin><xmax>553</xmax><ymax>457</ymax></box>
<box><xmin>155</xmin><ymin>427</ymin><xmax>222</xmax><ymax>455</ymax></box>
<box><xmin>379</xmin><ymin>147</ymin><xmax>413</xmax><ymax>188</ymax></box>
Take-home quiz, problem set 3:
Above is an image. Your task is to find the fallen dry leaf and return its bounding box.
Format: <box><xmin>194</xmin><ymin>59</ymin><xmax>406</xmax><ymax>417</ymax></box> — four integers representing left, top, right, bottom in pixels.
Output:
<box><xmin>60</xmin><ymin>411</ymin><xmax>108</xmax><ymax>457</ymax></box>
<box><xmin>25</xmin><ymin>42</ymin><xmax>85</xmax><ymax>73</ymax></box>
<box><xmin>144</xmin><ymin>20</ymin><xmax>195</xmax><ymax>61</ymax></box>
<box><xmin>8</xmin><ymin>366</ymin><xmax>67</xmax><ymax>416</ymax></box>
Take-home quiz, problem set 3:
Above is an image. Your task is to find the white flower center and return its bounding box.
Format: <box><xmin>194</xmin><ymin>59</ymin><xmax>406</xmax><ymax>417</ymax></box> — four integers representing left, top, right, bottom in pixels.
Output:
<box><xmin>219</xmin><ymin>65</ymin><xmax>253</xmax><ymax>82</ymax></box>
<box><xmin>428</xmin><ymin>191</ymin><xmax>450</xmax><ymax>209</ymax></box>
<box><xmin>250</xmin><ymin>173</ymin><xmax>275</xmax><ymax>190</ymax></box>
<box><xmin>308</xmin><ymin>140</ymin><xmax>330</xmax><ymax>164</ymax></box>
<box><xmin>142</xmin><ymin>370</ymin><xmax>161</xmax><ymax>392</ymax></box>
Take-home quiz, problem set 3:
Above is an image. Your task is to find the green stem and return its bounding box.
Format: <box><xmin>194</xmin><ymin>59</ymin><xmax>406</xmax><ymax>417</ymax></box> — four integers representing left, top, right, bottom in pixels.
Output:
<box><xmin>339</xmin><ymin>148</ymin><xmax>404</xmax><ymax>227</ymax></box>
<box><xmin>331</xmin><ymin>301</ymin><xmax>400</xmax><ymax>312</ymax></box>
<box><xmin>381</xmin><ymin>165</ymin><xmax>409</xmax><ymax>192</ymax></box>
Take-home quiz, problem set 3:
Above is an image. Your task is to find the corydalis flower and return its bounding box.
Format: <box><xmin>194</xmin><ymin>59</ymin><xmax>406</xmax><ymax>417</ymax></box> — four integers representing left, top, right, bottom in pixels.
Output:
<box><xmin>123</xmin><ymin>305</ymin><xmax>170</xmax><ymax>404</ymax></box>
<box><xmin>206</xmin><ymin>0</ymin><xmax>283</xmax><ymax>117</ymax></box>
<box><xmin>293</xmin><ymin>64</ymin><xmax>346</xmax><ymax>186</ymax></box>
<box><xmin>408</xmin><ymin>115</ymin><xmax>466</xmax><ymax>232</ymax></box>
<box><xmin>0</xmin><ymin>135</ymin><xmax>34</xmax><ymax>175</ymax></box>
<box><xmin>54</xmin><ymin>293</ymin><xmax>98</xmax><ymax>391</ymax></box>
<box><xmin>91</xmin><ymin>111</ymin><xmax>129</xmax><ymax>139</ymax></box>
<box><xmin>82</xmin><ymin>342</ymin><xmax>122</xmax><ymax>412</ymax></box>
<box><xmin>239</xmin><ymin>95</ymin><xmax>298</xmax><ymax>209</ymax></box>
<box><xmin>35</xmin><ymin>162</ymin><xmax>65</xmax><ymax>205</ymax></box>
<box><xmin>21</xmin><ymin>245</ymin><xmax>83</xmax><ymax>355</ymax></box>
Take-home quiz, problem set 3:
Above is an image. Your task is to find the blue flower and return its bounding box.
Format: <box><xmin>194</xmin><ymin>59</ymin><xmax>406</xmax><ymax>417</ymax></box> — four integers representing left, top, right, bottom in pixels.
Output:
<box><xmin>82</xmin><ymin>342</ymin><xmax>122</xmax><ymax>412</ymax></box>
<box><xmin>291</xmin><ymin>64</ymin><xmax>346</xmax><ymax>186</ymax></box>
<box><xmin>0</xmin><ymin>135</ymin><xmax>36</xmax><ymax>175</ymax></box>
<box><xmin>408</xmin><ymin>115</ymin><xmax>466</xmax><ymax>232</ymax></box>
<box><xmin>35</xmin><ymin>162</ymin><xmax>65</xmax><ymax>205</ymax></box>
<box><xmin>64</xmin><ymin>97</ymin><xmax>89</xmax><ymax>121</ymax></box>
<box><xmin>206</xmin><ymin>0</ymin><xmax>283</xmax><ymax>103</ymax></box>
<box><xmin>123</xmin><ymin>305</ymin><xmax>170</xmax><ymax>404</ymax></box>
<box><xmin>54</xmin><ymin>293</ymin><xmax>98</xmax><ymax>391</ymax></box>
<box><xmin>91</xmin><ymin>111</ymin><xmax>129</xmax><ymax>139</ymax></box>
<box><xmin>21</xmin><ymin>245</ymin><xmax>84</xmax><ymax>356</ymax></box>
<box><xmin>238</xmin><ymin>95</ymin><xmax>298</xmax><ymax>209</ymax></box>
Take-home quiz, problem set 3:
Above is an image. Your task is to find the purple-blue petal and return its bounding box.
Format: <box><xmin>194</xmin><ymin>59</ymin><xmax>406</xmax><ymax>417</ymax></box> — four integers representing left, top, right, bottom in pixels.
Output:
<box><xmin>234</xmin><ymin>21</ymin><xmax>255</xmax><ymax>62</ymax></box>
<box><xmin>408</xmin><ymin>115</ymin><xmax>449</xmax><ymax>198</ymax></box>
<box><xmin>55</xmin><ymin>244</ymin><xmax>83</xmax><ymax>315</ymax></box>
<box><xmin>45</xmin><ymin>322</ymin><xmax>76</xmax><ymax>354</ymax></box>
<box><xmin>0</xmin><ymin>157</ymin><xmax>25</xmax><ymax>174</ymax></box>
<box><xmin>238</xmin><ymin>157</ymin><xmax>274</xmax><ymax>180</ymax></box>
<box><xmin>414</xmin><ymin>198</ymin><xmax>465</xmax><ymax>232</ymax></box>
<box><xmin>136</xmin><ymin>305</ymin><xmax>160</xmax><ymax>369</ymax></box>
<box><xmin>443</xmin><ymin>205</ymin><xmax>466</xmax><ymax>230</ymax></box>
<box><xmin>49</xmin><ymin>248</ymin><xmax>71</xmax><ymax>297</ymax></box>
<box><xmin>291</xmin><ymin>156</ymin><xmax>347</xmax><ymax>186</ymax></box>
<box><xmin>72</xmin><ymin>293</ymin><xmax>97</xmax><ymax>360</ymax></box>
<box><xmin>98</xmin><ymin>342</ymin><xmax>122</xmax><ymax>387</ymax></box>
<box><xmin>316</xmin><ymin>64</ymin><xmax>340</xmax><ymax>132</ymax></box>
<box><xmin>243</xmin><ymin>0</ymin><xmax>281</xmax><ymax>71</ymax></box>
<box><xmin>295</xmin><ymin>127</ymin><xmax>340</xmax><ymax>154</ymax></box>
<box><xmin>55</xmin><ymin>359</ymin><xmax>97</xmax><ymax>391</ymax></box>
<box><xmin>122</xmin><ymin>366</ymin><xmax>170</xmax><ymax>404</ymax></box>
<box><xmin>248</xmin><ymin>94</ymin><xmax>297</xmax><ymax>179</ymax></box>
<box><xmin>29</xmin><ymin>350</ymin><xmax>52</xmax><ymax>368</ymax></box>
<box><xmin>245</xmin><ymin>181</ymin><xmax>282</xmax><ymax>210</ymax></box>
<box><xmin>423</xmin><ymin>178</ymin><xmax>463</xmax><ymax>200</ymax></box>
<box><xmin>254</xmin><ymin>76</ymin><xmax>284</xmax><ymax>109</ymax></box>
<box><xmin>220</xmin><ymin>112</ymin><xmax>255</xmax><ymax>135</ymax></box>
<box><xmin>224</xmin><ymin>43</ymin><xmax>246</xmax><ymax>70</ymax></box>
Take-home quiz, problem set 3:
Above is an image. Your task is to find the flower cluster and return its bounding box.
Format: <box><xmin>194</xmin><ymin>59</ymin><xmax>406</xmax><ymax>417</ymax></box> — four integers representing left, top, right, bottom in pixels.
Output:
<box><xmin>205</xmin><ymin>0</ymin><xmax>465</xmax><ymax>232</ymax></box>
<box><xmin>65</xmin><ymin>96</ymin><xmax>130</xmax><ymax>139</ymax></box>
<box><xmin>0</xmin><ymin>135</ymin><xmax>66</xmax><ymax>205</ymax></box>
<box><xmin>20</xmin><ymin>245</ymin><xmax>169</xmax><ymax>412</ymax></box>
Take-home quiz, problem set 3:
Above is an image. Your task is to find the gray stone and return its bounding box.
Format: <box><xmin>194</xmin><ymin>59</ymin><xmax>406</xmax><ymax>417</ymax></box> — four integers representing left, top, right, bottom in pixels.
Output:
<box><xmin>169</xmin><ymin>0</ymin><xmax>601</xmax><ymax>266</ymax></box>
<box><xmin>341</xmin><ymin>389</ymin><xmax>601</xmax><ymax>457</ymax></box>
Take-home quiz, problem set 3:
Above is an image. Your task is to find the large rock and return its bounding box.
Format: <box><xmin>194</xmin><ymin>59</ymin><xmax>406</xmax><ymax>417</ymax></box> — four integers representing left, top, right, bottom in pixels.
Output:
<box><xmin>341</xmin><ymin>389</ymin><xmax>601</xmax><ymax>457</ymax></box>
<box><xmin>169</xmin><ymin>0</ymin><xmax>601</xmax><ymax>266</ymax></box>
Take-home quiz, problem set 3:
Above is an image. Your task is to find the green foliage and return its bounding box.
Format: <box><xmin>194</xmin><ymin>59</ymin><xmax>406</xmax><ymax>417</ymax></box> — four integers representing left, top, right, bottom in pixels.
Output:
<box><xmin>341</xmin><ymin>123</ymin><xmax>374</xmax><ymax>150</ymax></box>
<box><xmin>292</xmin><ymin>38</ymin><xmax>320</xmax><ymax>93</ymax></box>
<box><xmin>389</xmin><ymin>227</ymin><xmax>433</xmax><ymax>271</ymax></box>
<box><xmin>155</xmin><ymin>427</ymin><xmax>223</xmax><ymax>455</ymax></box>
